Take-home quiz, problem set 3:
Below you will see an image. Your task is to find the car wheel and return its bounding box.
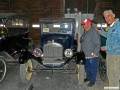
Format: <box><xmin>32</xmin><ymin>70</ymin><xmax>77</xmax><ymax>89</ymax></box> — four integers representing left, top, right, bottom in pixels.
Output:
<box><xmin>20</xmin><ymin>59</ymin><xmax>33</xmax><ymax>83</ymax></box>
<box><xmin>0</xmin><ymin>57</ymin><xmax>7</xmax><ymax>83</ymax></box>
<box><xmin>99</xmin><ymin>58</ymin><xmax>107</xmax><ymax>81</ymax></box>
<box><xmin>76</xmin><ymin>64</ymin><xmax>84</xmax><ymax>85</ymax></box>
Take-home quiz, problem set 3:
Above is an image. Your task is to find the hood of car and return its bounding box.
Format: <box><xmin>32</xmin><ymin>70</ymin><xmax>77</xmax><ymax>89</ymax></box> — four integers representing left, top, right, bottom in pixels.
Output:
<box><xmin>40</xmin><ymin>34</ymin><xmax>73</xmax><ymax>50</ymax></box>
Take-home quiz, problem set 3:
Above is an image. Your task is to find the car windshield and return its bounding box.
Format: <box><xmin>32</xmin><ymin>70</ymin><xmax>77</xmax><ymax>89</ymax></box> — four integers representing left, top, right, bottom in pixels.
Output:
<box><xmin>41</xmin><ymin>22</ymin><xmax>72</xmax><ymax>34</ymax></box>
<box><xmin>5</xmin><ymin>18</ymin><xmax>28</xmax><ymax>28</ymax></box>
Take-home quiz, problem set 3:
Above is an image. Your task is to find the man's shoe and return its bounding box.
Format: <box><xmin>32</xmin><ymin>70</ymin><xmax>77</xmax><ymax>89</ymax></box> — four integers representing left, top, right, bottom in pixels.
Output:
<box><xmin>87</xmin><ymin>81</ymin><xmax>95</xmax><ymax>87</ymax></box>
<box><xmin>84</xmin><ymin>78</ymin><xmax>89</xmax><ymax>82</ymax></box>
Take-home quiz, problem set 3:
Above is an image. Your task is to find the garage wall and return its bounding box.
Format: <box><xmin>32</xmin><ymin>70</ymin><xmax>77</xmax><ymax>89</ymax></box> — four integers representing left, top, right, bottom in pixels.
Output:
<box><xmin>0</xmin><ymin>0</ymin><xmax>120</xmax><ymax>41</ymax></box>
<box><xmin>94</xmin><ymin>0</ymin><xmax>120</xmax><ymax>18</ymax></box>
<box><xmin>9</xmin><ymin>0</ymin><xmax>64</xmax><ymax>24</ymax></box>
<box><xmin>0</xmin><ymin>0</ymin><xmax>9</xmax><ymax>12</ymax></box>
<box><xmin>0</xmin><ymin>0</ymin><xmax>64</xmax><ymax>41</ymax></box>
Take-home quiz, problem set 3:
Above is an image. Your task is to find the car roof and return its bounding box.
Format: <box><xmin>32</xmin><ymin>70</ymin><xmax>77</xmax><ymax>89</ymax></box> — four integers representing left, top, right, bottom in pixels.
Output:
<box><xmin>39</xmin><ymin>18</ymin><xmax>75</xmax><ymax>23</ymax></box>
<box><xmin>0</xmin><ymin>13</ymin><xmax>28</xmax><ymax>24</ymax></box>
<box><xmin>0</xmin><ymin>13</ymin><xmax>26</xmax><ymax>18</ymax></box>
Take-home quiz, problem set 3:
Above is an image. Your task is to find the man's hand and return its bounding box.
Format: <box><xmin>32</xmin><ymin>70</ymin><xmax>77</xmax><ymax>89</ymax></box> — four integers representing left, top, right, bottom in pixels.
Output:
<box><xmin>101</xmin><ymin>46</ymin><xmax>106</xmax><ymax>51</ymax></box>
<box><xmin>91</xmin><ymin>53</ymin><xmax>97</xmax><ymax>57</ymax></box>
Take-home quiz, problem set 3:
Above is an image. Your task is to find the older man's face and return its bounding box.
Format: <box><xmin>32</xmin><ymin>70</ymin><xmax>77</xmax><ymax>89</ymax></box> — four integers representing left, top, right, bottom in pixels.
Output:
<box><xmin>82</xmin><ymin>23</ymin><xmax>91</xmax><ymax>31</ymax></box>
<box><xmin>104</xmin><ymin>12</ymin><xmax>115</xmax><ymax>25</ymax></box>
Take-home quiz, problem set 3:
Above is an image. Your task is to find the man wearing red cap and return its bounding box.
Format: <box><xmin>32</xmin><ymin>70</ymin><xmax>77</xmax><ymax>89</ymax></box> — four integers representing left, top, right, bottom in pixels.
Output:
<box><xmin>80</xmin><ymin>18</ymin><xmax>100</xmax><ymax>87</ymax></box>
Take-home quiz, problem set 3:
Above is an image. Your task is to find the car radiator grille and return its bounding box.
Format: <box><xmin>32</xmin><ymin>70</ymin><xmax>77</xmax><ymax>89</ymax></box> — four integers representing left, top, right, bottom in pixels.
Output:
<box><xmin>43</xmin><ymin>42</ymin><xmax>63</xmax><ymax>64</ymax></box>
<box><xmin>6</xmin><ymin>28</ymin><xmax>28</xmax><ymax>37</ymax></box>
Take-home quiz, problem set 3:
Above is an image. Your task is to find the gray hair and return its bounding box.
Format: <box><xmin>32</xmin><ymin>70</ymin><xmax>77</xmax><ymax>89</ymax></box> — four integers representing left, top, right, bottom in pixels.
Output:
<box><xmin>103</xmin><ymin>10</ymin><xmax>115</xmax><ymax>17</ymax></box>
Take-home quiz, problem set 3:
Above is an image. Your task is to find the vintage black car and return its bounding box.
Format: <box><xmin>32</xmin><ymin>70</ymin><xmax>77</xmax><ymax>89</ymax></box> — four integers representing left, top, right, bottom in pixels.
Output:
<box><xmin>18</xmin><ymin>18</ymin><xmax>84</xmax><ymax>83</ymax></box>
<box><xmin>39</xmin><ymin>18</ymin><xmax>77</xmax><ymax>63</ymax></box>
<box><xmin>0</xmin><ymin>13</ymin><xmax>34</xmax><ymax>83</ymax></box>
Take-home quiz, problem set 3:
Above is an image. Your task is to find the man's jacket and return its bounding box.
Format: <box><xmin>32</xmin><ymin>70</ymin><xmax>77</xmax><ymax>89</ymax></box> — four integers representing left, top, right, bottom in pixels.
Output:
<box><xmin>99</xmin><ymin>18</ymin><xmax>120</xmax><ymax>54</ymax></box>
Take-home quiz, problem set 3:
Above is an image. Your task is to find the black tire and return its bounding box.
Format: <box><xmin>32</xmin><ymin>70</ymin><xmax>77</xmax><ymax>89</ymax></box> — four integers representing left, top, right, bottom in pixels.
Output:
<box><xmin>20</xmin><ymin>59</ymin><xmax>33</xmax><ymax>83</ymax></box>
<box><xmin>99</xmin><ymin>58</ymin><xmax>107</xmax><ymax>81</ymax></box>
<box><xmin>25</xmin><ymin>83</ymin><xmax>33</xmax><ymax>90</ymax></box>
<box><xmin>0</xmin><ymin>57</ymin><xmax>7</xmax><ymax>83</ymax></box>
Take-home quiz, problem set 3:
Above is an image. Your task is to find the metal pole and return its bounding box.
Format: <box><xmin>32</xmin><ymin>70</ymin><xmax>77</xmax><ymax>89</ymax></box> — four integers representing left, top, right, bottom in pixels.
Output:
<box><xmin>119</xmin><ymin>80</ymin><xmax>120</xmax><ymax>90</ymax></box>
<box><xmin>8</xmin><ymin>0</ymin><xmax>11</xmax><ymax>12</ymax></box>
<box><xmin>63</xmin><ymin>0</ymin><xmax>65</xmax><ymax>14</ymax></box>
<box><xmin>86</xmin><ymin>0</ymin><xmax>88</xmax><ymax>18</ymax></box>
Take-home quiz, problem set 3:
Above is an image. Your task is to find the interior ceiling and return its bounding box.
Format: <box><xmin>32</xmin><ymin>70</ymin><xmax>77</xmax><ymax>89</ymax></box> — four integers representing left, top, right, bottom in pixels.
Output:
<box><xmin>1</xmin><ymin>0</ymin><xmax>120</xmax><ymax>19</ymax></box>
<box><xmin>65</xmin><ymin>0</ymin><xmax>96</xmax><ymax>13</ymax></box>
<box><xmin>65</xmin><ymin>0</ymin><xmax>119</xmax><ymax>14</ymax></box>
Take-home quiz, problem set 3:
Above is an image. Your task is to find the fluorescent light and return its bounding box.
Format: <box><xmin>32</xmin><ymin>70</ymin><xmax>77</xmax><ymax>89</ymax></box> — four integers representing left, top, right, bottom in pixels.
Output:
<box><xmin>65</xmin><ymin>24</ymin><xmax>68</xmax><ymax>28</ymax></box>
<box><xmin>0</xmin><ymin>24</ymin><xmax>4</xmax><ymax>27</ymax></box>
<box><xmin>97</xmin><ymin>23</ymin><xmax>101</xmax><ymax>27</ymax></box>
<box><xmin>53</xmin><ymin>24</ymin><xmax>60</xmax><ymax>27</ymax></box>
<box><xmin>102</xmin><ymin>23</ymin><xmax>107</xmax><ymax>27</ymax></box>
<box><xmin>32</xmin><ymin>24</ymin><xmax>40</xmax><ymax>28</ymax></box>
<box><xmin>97</xmin><ymin>23</ymin><xmax>107</xmax><ymax>28</ymax></box>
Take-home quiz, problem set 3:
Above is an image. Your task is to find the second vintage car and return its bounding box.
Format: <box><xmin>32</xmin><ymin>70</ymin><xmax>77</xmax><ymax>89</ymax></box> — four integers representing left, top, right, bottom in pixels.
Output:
<box><xmin>0</xmin><ymin>13</ymin><xmax>34</xmax><ymax>83</ymax></box>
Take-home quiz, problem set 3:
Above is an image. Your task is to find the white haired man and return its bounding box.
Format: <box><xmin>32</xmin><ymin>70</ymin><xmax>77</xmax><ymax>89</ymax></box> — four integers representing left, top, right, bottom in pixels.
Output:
<box><xmin>99</xmin><ymin>10</ymin><xmax>120</xmax><ymax>88</ymax></box>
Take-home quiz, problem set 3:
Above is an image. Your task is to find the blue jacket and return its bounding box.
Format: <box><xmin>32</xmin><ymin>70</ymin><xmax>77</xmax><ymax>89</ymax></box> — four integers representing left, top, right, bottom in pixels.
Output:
<box><xmin>99</xmin><ymin>18</ymin><xmax>120</xmax><ymax>54</ymax></box>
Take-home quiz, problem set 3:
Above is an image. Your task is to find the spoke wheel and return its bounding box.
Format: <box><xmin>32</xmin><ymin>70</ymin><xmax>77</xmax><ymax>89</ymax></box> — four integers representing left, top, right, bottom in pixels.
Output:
<box><xmin>99</xmin><ymin>59</ymin><xmax>107</xmax><ymax>81</ymax></box>
<box><xmin>20</xmin><ymin>59</ymin><xmax>33</xmax><ymax>83</ymax></box>
<box><xmin>0</xmin><ymin>57</ymin><xmax>7</xmax><ymax>83</ymax></box>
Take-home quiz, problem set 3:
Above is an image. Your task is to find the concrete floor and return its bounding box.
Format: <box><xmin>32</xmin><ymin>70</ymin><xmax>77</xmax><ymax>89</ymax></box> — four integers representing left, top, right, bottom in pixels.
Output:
<box><xmin>0</xmin><ymin>61</ymin><xmax>105</xmax><ymax>90</ymax></box>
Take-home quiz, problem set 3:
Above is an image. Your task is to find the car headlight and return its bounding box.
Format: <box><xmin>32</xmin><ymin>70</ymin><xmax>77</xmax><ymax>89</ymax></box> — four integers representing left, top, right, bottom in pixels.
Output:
<box><xmin>33</xmin><ymin>48</ymin><xmax>43</xmax><ymax>57</ymax></box>
<box><xmin>64</xmin><ymin>49</ymin><xmax>73</xmax><ymax>57</ymax></box>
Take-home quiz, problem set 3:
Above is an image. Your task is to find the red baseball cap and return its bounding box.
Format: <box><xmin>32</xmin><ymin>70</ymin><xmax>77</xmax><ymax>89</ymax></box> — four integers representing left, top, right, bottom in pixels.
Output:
<box><xmin>81</xmin><ymin>19</ymin><xmax>92</xmax><ymax>25</ymax></box>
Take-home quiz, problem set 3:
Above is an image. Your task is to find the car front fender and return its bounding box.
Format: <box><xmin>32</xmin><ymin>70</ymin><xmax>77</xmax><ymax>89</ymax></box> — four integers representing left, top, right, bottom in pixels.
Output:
<box><xmin>18</xmin><ymin>51</ymin><xmax>32</xmax><ymax>64</ymax></box>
